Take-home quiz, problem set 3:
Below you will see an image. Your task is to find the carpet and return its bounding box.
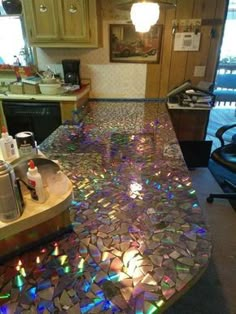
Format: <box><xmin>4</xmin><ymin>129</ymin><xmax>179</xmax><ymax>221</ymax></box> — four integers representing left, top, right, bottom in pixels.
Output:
<box><xmin>165</xmin><ymin>259</ymin><xmax>230</xmax><ymax>314</ymax></box>
<box><xmin>208</xmin><ymin>159</ymin><xmax>236</xmax><ymax>210</ymax></box>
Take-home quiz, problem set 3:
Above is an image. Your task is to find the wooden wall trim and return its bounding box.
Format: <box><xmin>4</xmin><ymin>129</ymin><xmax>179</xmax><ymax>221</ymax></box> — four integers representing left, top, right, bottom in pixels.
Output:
<box><xmin>145</xmin><ymin>0</ymin><xmax>228</xmax><ymax>98</ymax></box>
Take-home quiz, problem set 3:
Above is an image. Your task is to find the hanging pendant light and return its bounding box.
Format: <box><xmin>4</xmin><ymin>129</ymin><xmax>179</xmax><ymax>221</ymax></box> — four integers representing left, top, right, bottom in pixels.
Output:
<box><xmin>130</xmin><ymin>1</ymin><xmax>160</xmax><ymax>33</ymax></box>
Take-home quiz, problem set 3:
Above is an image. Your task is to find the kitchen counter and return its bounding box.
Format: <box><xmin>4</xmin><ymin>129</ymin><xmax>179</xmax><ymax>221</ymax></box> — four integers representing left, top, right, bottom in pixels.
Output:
<box><xmin>0</xmin><ymin>85</ymin><xmax>90</xmax><ymax>130</ymax></box>
<box><xmin>0</xmin><ymin>84</ymin><xmax>90</xmax><ymax>101</ymax></box>
<box><xmin>0</xmin><ymin>100</ymin><xmax>211</xmax><ymax>313</ymax></box>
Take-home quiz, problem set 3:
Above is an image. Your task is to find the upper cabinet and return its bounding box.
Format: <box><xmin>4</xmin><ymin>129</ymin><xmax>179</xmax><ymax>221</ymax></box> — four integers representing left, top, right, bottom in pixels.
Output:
<box><xmin>22</xmin><ymin>0</ymin><xmax>101</xmax><ymax>48</ymax></box>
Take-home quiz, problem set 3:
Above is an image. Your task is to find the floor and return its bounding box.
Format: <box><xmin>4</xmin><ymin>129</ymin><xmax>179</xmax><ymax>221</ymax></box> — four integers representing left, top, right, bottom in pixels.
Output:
<box><xmin>189</xmin><ymin>167</ymin><xmax>236</xmax><ymax>314</ymax></box>
<box><xmin>167</xmin><ymin>103</ymin><xmax>236</xmax><ymax>313</ymax></box>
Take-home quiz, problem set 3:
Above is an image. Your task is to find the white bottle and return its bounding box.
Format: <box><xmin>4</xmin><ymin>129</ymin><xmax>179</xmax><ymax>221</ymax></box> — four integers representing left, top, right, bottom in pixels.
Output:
<box><xmin>0</xmin><ymin>126</ymin><xmax>18</xmax><ymax>162</ymax></box>
<box><xmin>27</xmin><ymin>159</ymin><xmax>46</xmax><ymax>203</ymax></box>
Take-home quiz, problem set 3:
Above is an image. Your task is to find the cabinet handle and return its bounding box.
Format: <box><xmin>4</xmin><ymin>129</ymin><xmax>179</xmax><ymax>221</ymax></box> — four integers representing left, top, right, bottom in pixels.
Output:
<box><xmin>69</xmin><ymin>5</ymin><xmax>77</xmax><ymax>13</ymax></box>
<box><xmin>39</xmin><ymin>4</ymin><xmax>47</xmax><ymax>13</ymax></box>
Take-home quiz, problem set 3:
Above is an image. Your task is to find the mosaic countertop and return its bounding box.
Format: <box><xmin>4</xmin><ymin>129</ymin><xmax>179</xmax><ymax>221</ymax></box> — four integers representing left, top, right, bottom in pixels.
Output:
<box><xmin>0</xmin><ymin>101</ymin><xmax>211</xmax><ymax>313</ymax></box>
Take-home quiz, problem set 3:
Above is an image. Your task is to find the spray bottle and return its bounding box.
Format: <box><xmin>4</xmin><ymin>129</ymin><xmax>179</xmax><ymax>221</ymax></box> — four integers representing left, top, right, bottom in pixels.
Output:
<box><xmin>27</xmin><ymin>159</ymin><xmax>46</xmax><ymax>203</ymax></box>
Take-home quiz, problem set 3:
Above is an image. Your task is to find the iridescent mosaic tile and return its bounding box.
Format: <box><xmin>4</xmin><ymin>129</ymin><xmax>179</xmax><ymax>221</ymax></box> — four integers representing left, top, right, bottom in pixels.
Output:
<box><xmin>0</xmin><ymin>101</ymin><xmax>211</xmax><ymax>313</ymax></box>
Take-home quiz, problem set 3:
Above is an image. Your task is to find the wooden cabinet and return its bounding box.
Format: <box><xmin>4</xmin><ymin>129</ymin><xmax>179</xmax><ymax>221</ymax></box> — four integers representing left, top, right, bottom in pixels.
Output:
<box><xmin>168</xmin><ymin>108</ymin><xmax>210</xmax><ymax>141</ymax></box>
<box><xmin>60</xmin><ymin>93</ymin><xmax>89</xmax><ymax>122</ymax></box>
<box><xmin>0</xmin><ymin>101</ymin><xmax>6</xmax><ymax>130</ymax></box>
<box><xmin>22</xmin><ymin>0</ymin><xmax>101</xmax><ymax>47</ymax></box>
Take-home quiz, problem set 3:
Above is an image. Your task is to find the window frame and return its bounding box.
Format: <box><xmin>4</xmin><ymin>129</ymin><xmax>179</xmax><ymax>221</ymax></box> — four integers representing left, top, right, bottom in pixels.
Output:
<box><xmin>0</xmin><ymin>13</ymin><xmax>34</xmax><ymax>66</ymax></box>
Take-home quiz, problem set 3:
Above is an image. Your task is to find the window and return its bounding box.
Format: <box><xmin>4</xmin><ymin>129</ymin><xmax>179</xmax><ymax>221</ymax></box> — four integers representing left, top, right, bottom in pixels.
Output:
<box><xmin>220</xmin><ymin>0</ymin><xmax>236</xmax><ymax>63</ymax></box>
<box><xmin>0</xmin><ymin>2</ymin><xmax>33</xmax><ymax>65</ymax></box>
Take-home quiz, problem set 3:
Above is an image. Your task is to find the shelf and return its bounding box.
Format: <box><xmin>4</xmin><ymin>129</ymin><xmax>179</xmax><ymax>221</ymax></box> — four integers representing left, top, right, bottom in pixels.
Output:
<box><xmin>167</xmin><ymin>102</ymin><xmax>212</xmax><ymax>110</ymax></box>
<box><xmin>0</xmin><ymin>176</ymin><xmax>73</xmax><ymax>240</ymax></box>
<box><xmin>0</xmin><ymin>157</ymin><xmax>73</xmax><ymax>260</ymax></box>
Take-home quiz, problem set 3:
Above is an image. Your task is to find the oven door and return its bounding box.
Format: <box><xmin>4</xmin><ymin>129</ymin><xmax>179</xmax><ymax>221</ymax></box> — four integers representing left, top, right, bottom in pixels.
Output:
<box><xmin>2</xmin><ymin>101</ymin><xmax>61</xmax><ymax>144</ymax></box>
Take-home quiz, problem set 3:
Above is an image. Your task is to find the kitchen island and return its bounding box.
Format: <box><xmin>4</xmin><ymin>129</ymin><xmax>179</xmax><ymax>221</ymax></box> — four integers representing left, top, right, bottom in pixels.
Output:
<box><xmin>0</xmin><ymin>100</ymin><xmax>211</xmax><ymax>313</ymax></box>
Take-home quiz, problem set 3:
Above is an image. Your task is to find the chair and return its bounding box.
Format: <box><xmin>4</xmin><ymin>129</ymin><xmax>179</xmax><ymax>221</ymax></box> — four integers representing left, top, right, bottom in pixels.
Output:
<box><xmin>214</xmin><ymin>73</ymin><xmax>236</xmax><ymax>102</ymax></box>
<box><xmin>207</xmin><ymin>123</ymin><xmax>236</xmax><ymax>203</ymax></box>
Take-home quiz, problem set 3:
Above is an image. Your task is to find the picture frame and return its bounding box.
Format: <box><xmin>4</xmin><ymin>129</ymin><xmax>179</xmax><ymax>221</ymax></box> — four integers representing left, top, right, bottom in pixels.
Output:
<box><xmin>109</xmin><ymin>24</ymin><xmax>163</xmax><ymax>64</ymax></box>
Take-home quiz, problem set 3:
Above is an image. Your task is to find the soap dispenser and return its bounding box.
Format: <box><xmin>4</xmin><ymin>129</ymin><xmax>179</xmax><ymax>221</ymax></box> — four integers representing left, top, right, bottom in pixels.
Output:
<box><xmin>0</xmin><ymin>126</ymin><xmax>18</xmax><ymax>162</ymax></box>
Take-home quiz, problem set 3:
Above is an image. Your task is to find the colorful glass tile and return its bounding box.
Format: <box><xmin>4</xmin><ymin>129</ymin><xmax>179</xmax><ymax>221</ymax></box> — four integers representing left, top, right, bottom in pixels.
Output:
<box><xmin>0</xmin><ymin>101</ymin><xmax>211</xmax><ymax>313</ymax></box>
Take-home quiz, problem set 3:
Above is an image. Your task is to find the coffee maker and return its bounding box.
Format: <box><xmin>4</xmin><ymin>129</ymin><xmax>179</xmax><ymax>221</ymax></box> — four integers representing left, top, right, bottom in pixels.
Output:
<box><xmin>62</xmin><ymin>59</ymin><xmax>81</xmax><ymax>86</ymax></box>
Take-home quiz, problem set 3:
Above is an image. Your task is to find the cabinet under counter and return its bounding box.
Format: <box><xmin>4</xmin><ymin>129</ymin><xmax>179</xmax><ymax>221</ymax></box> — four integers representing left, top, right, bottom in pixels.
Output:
<box><xmin>167</xmin><ymin>103</ymin><xmax>211</xmax><ymax>141</ymax></box>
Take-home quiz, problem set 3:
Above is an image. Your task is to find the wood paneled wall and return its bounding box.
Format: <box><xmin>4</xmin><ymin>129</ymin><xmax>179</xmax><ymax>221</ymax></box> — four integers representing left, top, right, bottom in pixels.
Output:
<box><xmin>145</xmin><ymin>0</ymin><xmax>228</xmax><ymax>98</ymax></box>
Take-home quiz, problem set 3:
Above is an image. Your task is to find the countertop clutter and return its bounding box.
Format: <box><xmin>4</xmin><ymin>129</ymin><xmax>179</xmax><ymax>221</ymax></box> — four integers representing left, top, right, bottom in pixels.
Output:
<box><xmin>0</xmin><ymin>62</ymin><xmax>88</xmax><ymax>101</ymax></box>
<box><xmin>0</xmin><ymin>101</ymin><xmax>211</xmax><ymax>313</ymax></box>
<box><xmin>0</xmin><ymin>157</ymin><xmax>73</xmax><ymax>255</ymax></box>
<box><xmin>0</xmin><ymin>84</ymin><xmax>90</xmax><ymax>101</ymax></box>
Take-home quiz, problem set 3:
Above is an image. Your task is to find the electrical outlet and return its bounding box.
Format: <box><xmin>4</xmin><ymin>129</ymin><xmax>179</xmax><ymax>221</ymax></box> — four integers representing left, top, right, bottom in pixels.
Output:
<box><xmin>179</xmin><ymin>19</ymin><xmax>187</xmax><ymax>27</ymax></box>
<box><xmin>172</xmin><ymin>19</ymin><xmax>178</xmax><ymax>26</ymax></box>
<box><xmin>192</xmin><ymin>19</ymin><xmax>201</xmax><ymax>27</ymax></box>
<box><xmin>194</xmin><ymin>66</ymin><xmax>206</xmax><ymax>77</ymax></box>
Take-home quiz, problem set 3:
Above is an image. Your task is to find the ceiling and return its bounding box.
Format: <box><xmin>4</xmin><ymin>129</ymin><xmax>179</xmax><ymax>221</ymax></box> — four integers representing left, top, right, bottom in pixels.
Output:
<box><xmin>115</xmin><ymin>0</ymin><xmax>177</xmax><ymax>10</ymax></box>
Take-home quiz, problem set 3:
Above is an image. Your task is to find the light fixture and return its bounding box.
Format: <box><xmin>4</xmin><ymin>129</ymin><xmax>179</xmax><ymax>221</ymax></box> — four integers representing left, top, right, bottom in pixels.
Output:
<box><xmin>130</xmin><ymin>1</ymin><xmax>160</xmax><ymax>33</ymax></box>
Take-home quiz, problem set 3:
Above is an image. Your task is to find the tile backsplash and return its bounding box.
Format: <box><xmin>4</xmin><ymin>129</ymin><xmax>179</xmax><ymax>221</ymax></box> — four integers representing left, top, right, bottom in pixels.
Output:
<box><xmin>82</xmin><ymin>64</ymin><xmax>146</xmax><ymax>98</ymax></box>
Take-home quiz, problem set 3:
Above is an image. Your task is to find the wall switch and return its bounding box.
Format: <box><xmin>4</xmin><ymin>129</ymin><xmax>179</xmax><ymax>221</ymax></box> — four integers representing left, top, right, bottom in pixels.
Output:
<box><xmin>194</xmin><ymin>66</ymin><xmax>206</xmax><ymax>77</ymax></box>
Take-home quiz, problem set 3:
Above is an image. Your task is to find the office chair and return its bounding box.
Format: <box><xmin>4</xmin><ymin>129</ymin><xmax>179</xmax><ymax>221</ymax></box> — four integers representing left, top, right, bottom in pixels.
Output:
<box><xmin>207</xmin><ymin>123</ymin><xmax>236</xmax><ymax>203</ymax></box>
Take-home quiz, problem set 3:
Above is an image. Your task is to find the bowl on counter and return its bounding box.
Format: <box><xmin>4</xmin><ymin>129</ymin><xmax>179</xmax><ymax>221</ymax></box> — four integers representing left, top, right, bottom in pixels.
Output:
<box><xmin>41</xmin><ymin>77</ymin><xmax>59</xmax><ymax>84</ymax></box>
<box><xmin>39</xmin><ymin>83</ymin><xmax>61</xmax><ymax>95</ymax></box>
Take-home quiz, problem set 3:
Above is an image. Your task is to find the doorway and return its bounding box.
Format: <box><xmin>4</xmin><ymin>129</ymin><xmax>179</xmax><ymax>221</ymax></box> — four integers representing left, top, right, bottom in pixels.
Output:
<box><xmin>206</xmin><ymin>0</ymin><xmax>236</xmax><ymax>151</ymax></box>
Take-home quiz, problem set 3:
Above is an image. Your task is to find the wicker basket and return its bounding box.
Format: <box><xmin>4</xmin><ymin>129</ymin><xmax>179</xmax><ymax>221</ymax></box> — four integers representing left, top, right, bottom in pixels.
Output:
<box><xmin>23</xmin><ymin>83</ymin><xmax>40</xmax><ymax>94</ymax></box>
<box><xmin>9</xmin><ymin>82</ymin><xmax>24</xmax><ymax>94</ymax></box>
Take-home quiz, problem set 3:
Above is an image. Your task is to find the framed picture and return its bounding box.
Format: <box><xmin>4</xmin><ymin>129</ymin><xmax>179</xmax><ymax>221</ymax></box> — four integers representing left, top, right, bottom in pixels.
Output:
<box><xmin>109</xmin><ymin>24</ymin><xmax>163</xmax><ymax>64</ymax></box>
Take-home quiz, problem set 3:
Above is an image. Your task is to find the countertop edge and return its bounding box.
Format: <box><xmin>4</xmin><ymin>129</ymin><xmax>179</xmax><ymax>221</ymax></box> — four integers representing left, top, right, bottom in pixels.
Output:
<box><xmin>0</xmin><ymin>85</ymin><xmax>90</xmax><ymax>102</ymax></box>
